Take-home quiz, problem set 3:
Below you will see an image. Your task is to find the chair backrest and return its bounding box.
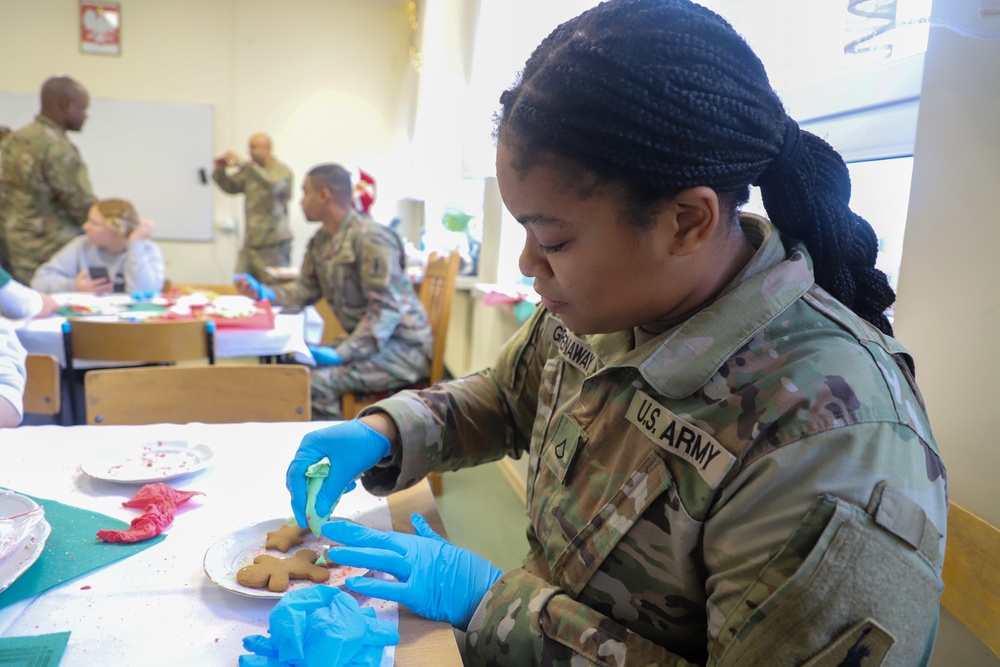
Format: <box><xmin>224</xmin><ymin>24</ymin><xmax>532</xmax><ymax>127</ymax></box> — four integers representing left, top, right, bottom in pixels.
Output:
<box><xmin>84</xmin><ymin>364</ymin><xmax>311</xmax><ymax>425</ymax></box>
<box><xmin>940</xmin><ymin>502</ymin><xmax>1000</xmax><ymax>658</ymax></box>
<box><xmin>419</xmin><ymin>251</ymin><xmax>461</xmax><ymax>384</ymax></box>
<box><xmin>170</xmin><ymin>282</ymin><xmax>240</xmax><ymax>296</ymax></box>
<box><xmin>23</xmin><ymin>353</ymin><xmax>61</xmax><ymax>415</ymax></box>
<box><xmin>63</xmin><ymin>319</ymin><xmax>215</xmax><ymax>365</ymax></box>
<box><xmin>314</xmin><ymin>297</ymin><xmax>347</xmax><ymax>346</ymax></box>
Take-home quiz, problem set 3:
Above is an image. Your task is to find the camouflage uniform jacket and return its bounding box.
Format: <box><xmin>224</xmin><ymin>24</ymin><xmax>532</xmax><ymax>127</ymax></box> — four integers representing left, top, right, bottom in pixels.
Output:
<box><xmin>1</xmin><ymin>115</ymin><xmax>95</xmax><ymax>283</ymax></box>
<box><xmin>213</xmin><ymin>158</ymin><xmax>293</xmax><ymax>248</ymax></box>
<box><xmin>362</xmin><ymin>216</ymin><xmax>948</xmax><ymax>667</ymax></box>
<box><xmin>274</xmin><ymin>211</ymin><xmax>432</xmax><ymax>380</ymax></box>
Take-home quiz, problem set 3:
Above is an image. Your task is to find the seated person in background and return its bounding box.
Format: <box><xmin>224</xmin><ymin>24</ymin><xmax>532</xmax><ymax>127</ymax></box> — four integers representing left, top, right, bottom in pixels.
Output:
<box><xmin>0</xmin><ymin>317</ymin><xmax>27</xmax><ymax>427</ymax></box>
<box><xmin>31</xmin><ymin>198</ymin><xmax>164</xmax><ymax>295</ymax></box>
<box><xmin>0</xmin><ymin>264</ymin><xmax>57</xmax><ymax>319</ymax></box>
<box><xmin>235</xmin><ymin>163</ymin><xmax>432</xmax><ymax>420</ymax></box>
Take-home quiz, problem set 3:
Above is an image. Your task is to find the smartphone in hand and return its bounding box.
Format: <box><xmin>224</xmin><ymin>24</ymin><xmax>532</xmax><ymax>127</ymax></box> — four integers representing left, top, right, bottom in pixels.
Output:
<box><xmin>88</xmin><ymin>266</ymin><xmax>109</xmax><ymax>281</ymax></box>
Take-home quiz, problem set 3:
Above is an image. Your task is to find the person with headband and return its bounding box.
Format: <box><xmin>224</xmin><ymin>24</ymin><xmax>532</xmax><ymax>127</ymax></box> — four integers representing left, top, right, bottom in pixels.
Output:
<box><xmin>31</xmin><ymin>198</ymin><xmax>164</xmax><ymax>295</ymax></box>
<box><xmin>243</xmin><ymin>2</ymin><xmax>947</xmax><ymax>665</ymax></box>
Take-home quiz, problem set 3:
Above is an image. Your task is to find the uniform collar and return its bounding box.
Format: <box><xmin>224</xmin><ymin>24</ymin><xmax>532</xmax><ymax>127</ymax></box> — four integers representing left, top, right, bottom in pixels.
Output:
<box><xmin>606</xmin><ymin>215</ymin><xmax>815</xmax><ymax>399</ymax></box>
<box><xmin>35</xmin><ymin>114</ymin><xmax>66</xmax><ymax>135</ymax></box>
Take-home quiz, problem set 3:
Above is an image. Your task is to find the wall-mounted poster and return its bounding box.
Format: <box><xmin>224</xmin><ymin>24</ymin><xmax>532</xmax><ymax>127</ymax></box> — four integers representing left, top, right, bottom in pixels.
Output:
<box><xmin>80</xmin><ymin>2</ymin><xmax>121</xmax><ymax>55</ymax></box>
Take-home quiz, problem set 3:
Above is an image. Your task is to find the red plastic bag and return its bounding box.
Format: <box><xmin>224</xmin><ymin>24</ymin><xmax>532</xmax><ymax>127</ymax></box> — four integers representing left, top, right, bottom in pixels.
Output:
<box><xmin>97</xmin><ymin>483</ymin><xmax>203</xmax><ymax>543</ymax></box>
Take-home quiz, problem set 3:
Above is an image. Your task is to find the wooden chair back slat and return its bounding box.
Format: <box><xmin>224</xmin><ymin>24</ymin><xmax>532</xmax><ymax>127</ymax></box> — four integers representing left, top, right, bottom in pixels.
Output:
<box><xmin>23</xmin><ymin>353</ymin><xmax>61</xmax><ymax>415</ymax></box>
<box><xmin>418</xmin><ymin>251</ymin><xmax>461</xmax><ymax>385</ymax></box>
<box><xmin>67</xmin><ymin>319</ymin><xmax>213</xmax><ymax>364</ymax></box>
<box><xmin>84</xmin><ymin>364</ymin><xmax>311</xmax><ymax>425</ymax></box>
<box><xmin>940</xmin><ymin>502</ymin><xmax>1000</xmax><ymax>657</ymax></box>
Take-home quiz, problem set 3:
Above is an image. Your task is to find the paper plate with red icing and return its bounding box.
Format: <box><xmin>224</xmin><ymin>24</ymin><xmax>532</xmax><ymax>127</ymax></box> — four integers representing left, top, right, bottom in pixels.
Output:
<box><xmin>80</xmin><ymin>440</ymin><xmax>214</xmax><ymax>484</ymax></box>
<box><xmin>203</xmin><ymin>518</ymin><xmax>369</xmax><ymax>598</ymax></box>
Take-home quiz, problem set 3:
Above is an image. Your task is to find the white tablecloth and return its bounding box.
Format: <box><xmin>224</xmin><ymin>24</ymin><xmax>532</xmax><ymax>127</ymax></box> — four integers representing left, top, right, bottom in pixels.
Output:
<box><xmin>0</xmin><ymin>422</ymin><xmax>395</xmax><ymax>666</ymax></box>
<box><xmin>10</xmin><ymin>311</ymin><xmax>316</xmax><ymax>367</ymax></box>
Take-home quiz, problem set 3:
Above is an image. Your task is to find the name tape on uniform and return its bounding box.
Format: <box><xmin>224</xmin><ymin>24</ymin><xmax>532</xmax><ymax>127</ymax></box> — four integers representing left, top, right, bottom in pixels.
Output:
<box><xmin>543</xmin><ymin>316</ymin><xmax>599</xmax><ymax>374</ymax></box>
<box><xmin>626</xmin><ymin>390</ymin><xmax>735</xmax><ymax>488</ymax></box>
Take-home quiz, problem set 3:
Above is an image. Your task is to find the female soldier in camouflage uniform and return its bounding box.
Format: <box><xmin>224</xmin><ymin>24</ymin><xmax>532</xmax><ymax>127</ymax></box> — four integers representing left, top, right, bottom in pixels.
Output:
<box><xmin>245</xmin><ymin>1</ymin><xmax>947</xmax><ymax>665</ymax></box>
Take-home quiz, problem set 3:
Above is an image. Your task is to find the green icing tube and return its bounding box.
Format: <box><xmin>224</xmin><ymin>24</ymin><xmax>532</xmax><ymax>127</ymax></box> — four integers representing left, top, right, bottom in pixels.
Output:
<box><xmin>304</xmin><ymin>458</ymin><xmax>331</xmax><ymax>537</ymax></box>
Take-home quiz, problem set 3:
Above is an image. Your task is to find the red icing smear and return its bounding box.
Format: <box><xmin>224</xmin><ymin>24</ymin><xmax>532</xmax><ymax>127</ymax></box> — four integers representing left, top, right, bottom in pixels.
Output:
<box><xmin>96</xmin><ymin>483</ymin><xmax>204</xmax><ymax>543</ymax></box>
<box><xmin>80</xmin><ymin>585</ymin><xmax>91</xmax><ymax>590</ymax></box>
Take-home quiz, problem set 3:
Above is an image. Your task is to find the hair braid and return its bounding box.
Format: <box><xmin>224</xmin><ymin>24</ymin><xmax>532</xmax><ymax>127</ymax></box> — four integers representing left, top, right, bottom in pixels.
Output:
<box><xmin>496</xmin><ymin>0</ymin><xmax>896</xmax><ymax>335</ymax></box>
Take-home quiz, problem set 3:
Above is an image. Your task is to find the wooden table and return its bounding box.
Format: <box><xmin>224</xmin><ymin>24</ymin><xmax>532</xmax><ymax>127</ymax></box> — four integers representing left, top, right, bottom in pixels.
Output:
<box><xmin>0</xmin><ymin>422</ymin><xmax>462</xmax><ymax>666</ymax></box>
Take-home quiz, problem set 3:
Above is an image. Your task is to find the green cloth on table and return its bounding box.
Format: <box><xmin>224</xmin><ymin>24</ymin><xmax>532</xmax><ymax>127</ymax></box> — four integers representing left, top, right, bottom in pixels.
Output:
<box><xmin>0</xmin><ymin>631</ymin><xmax>71</xmax><ymax>666</ymax></box>
<box><xmin>0</xmin><ymin>491</ymin><xmax>164</xmax><ymax>611</ymax></box>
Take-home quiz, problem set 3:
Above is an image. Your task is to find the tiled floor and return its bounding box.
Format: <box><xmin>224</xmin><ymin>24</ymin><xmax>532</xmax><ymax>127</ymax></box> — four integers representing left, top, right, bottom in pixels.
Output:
<box><xmin>434</xmin><ymin>463</ymin><xmax>529</xmax><ymax>572</ymax></box>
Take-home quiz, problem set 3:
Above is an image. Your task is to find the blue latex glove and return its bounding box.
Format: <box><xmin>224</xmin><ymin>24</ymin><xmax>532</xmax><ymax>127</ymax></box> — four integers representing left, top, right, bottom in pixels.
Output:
<box><xmin>238</xmin><ymin>585</ymin><xmax>398</xmax><ymax>667</ymax></box>
<box><xmin>287</xmin><ymin>421</ymin><xmax>392</xmax><ymax>529</ymax></box>
<box><xmin>325</xmin><ymin>514</ymin><xmax>504</xmax><ymax>631</ymax></box>
<box><xmin>234</xmin><ymin>272</ymin><xmax>276</xmax><ymax>301</ymax></box>
<box><xmin>308</xmin><ymin>345</ymin><xmax>342</xmax><ymax>366</ymax></box>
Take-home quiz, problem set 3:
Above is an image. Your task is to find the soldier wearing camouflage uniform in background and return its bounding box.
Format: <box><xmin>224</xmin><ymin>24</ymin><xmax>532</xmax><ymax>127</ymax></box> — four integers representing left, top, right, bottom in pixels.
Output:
<box><xmin>237</xmin><ymin>163</ymin><xmax>431</xmax><ymax>420</ymax></box>
<box><xmin>213</xmin><ymin>133</ymin><xmax>293</xmax><ymax>284</ymax></box>
<box><xmin>269</xmin><ymin>2</ymin><xmax>948</xmax><ymax>666</ymax></box>
<box><xmin>1</xmin><ymin>77</ymin><xmax>96</xmax><ymax>284</ymax></box>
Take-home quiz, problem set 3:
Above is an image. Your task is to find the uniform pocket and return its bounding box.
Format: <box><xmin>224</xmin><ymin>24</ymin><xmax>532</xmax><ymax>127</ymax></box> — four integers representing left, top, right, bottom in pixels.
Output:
<box><xmin>525</xmin><ymin>358</ymin><xmax>564</xmax><ymax>514</ymax></box>
<box><xmin>716</xmin><ymin>495</ymin><xmax>942</xmax><ymax>667</ymax></box>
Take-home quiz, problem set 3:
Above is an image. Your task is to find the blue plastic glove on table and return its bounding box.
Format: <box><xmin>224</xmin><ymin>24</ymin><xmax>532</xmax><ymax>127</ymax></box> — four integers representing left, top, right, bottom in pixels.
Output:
<box><xmin>287</xmin><ymin>420</ymin><xmax>392</xmax><ymax>529</ymax></box>
<box><xmin>324</xmin><ymin>514</ymin><xmax>504</xmax><ymax>631</ymax></box>
<box><xmin>234</xmin><ymin>273</ymin><xmax>276</xmax><ymax>301</ymax></box>
<box><xmin>239</xmin><ymin>585</ymin><xmax>398</xmax><ymax>667</ymax></box>
<box><xmin>307</xmin><ymin>345</ymin><xmax>342</xmax><ymax>366</ymax></box>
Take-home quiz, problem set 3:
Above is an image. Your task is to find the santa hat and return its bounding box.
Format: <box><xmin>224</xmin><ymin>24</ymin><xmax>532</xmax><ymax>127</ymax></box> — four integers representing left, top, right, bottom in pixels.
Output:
<box><xmin>352</xmin><ymin>168</ymin><xmax>377</xmax><ymax>213</ymax></box>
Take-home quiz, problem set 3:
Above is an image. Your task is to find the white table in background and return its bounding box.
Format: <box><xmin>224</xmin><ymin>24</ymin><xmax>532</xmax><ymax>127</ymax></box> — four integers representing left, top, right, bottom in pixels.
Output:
<box><xmin>10</xmin><ymin>298</ymin><xmax>316</xmax><ymax>366</ymax></box>
<box><xmin>0</xmin><ymin>422</ymin><xmax>461</xmax><ymax>666</ymax></box>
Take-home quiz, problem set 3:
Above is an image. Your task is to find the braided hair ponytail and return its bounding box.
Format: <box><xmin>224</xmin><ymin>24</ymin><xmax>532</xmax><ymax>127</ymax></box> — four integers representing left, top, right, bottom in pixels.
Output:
<box><xmin>496</xmin><ymin>0</ymin><xmax>896</xmax><ymax>335</ymax></box>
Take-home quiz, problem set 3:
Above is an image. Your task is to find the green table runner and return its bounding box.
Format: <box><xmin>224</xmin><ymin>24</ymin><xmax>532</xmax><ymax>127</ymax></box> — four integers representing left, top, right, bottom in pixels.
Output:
<box><xmin>0</xmin><ymin>631</ymin><xmax>71</xmax><ymax>666</ymax></box>
<box><xmin>0</xmin><ymin>491</ymin><xmax>164</xmax><ymax>611</ymax></box>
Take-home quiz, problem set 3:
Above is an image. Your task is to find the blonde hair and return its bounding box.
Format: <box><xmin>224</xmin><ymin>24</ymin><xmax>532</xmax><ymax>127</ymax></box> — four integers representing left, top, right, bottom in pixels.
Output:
<box><xmin>95</xmin><ymin>198</ymin><xmax>139</xmax><ymax>237</ymax></box>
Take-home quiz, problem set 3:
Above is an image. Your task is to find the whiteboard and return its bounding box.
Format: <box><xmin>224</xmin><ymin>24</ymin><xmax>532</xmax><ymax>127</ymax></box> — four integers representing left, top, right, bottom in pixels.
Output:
<box><xmin>0</xmin><ymin>91</ymin><xmax>214</xmax><ymax>241</ymax></box>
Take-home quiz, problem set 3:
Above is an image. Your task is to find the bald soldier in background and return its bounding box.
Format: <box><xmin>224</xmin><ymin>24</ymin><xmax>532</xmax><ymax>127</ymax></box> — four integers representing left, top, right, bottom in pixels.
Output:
<box><xmin>1</xmin><ymin>77</ymin><xmax>96</xmax><ymax>283</ymax></box>
<box><xmin>235</xmin><ymin>163</ymin><xmax>432</xmax><ymax>420</ymax></box>
<box><xmin>213</xmin><ymin>133</ymin><xmax>293</xmax><ymax>283</ymax></box>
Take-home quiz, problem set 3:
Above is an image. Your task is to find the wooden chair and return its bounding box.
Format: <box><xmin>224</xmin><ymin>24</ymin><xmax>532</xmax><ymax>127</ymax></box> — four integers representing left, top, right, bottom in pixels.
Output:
<box><xmin>169</xmin><ymin>282</ymin><xmax>241</xmax><ymax>296</ymax></box>
<box><xmin>314</xmin><ymin>297</ymin><xmax>347</xmax><ymax>345</ymax></box>
<box><xmin>62</xmin><ymin>319</ymin><xmax>216</xmax><ymax>424</ymax></box>
<box><xmin>940</xmin><ymin>502</ymin><xmax>1000</xmax><ymax>658</ymax></box>
<box><xmin>84</xmin><ymin>364</ymin><xmax>311</xmax><ymax>425</ymax></box>
<box><xmin>23</xmin><ymin>353</ymin><xmax>61</xmax><ymax>415</ymax></box>
<box><xmin>340</xmin><ymin>251</ymin><xmax>461</xmax><ymax>496</ymax></box>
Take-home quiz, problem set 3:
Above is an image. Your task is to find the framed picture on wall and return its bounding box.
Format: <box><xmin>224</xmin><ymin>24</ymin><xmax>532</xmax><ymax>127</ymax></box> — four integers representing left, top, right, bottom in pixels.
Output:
<box><xmin>80</xmin><ymin>1</ymin><xmax>121</xmax><ymax>56</ymax></box>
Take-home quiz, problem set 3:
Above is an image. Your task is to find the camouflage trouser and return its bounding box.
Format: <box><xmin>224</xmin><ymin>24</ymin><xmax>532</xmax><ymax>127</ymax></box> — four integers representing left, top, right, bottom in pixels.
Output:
<box><xmin>237</xmin><ymin>241</ymin><xmax>291</xmax><ymax>284</ymax></box>
<box><xmin>310</xmin><ymin>360</ymin><xmax>416</xmax><ymax>421</ymax></box>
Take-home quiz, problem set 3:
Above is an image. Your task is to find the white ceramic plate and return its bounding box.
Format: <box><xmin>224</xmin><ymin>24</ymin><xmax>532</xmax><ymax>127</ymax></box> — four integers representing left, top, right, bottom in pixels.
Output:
<box><xmin>0</xmin><ymin>490</ymin><xmax>41</xmax><ymax>521</ymax></box>
<box><xmin>203</xmin><ymin>518</ymin><xmax>369</xmax><ymax>599</ymax></box>
<box><xmin>0</xmin><ymin>492</ymin><xmax>51</xmax><ymax>594</ymax></box>
<box><xmin>80</xmin><ymin>440</ymin><xmax>214</xmax><ymax>484</ymax></box>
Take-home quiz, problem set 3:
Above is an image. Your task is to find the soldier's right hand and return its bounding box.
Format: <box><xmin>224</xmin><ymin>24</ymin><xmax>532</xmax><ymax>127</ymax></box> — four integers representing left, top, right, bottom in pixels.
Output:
<box><xmin>287</xmin><ymin>420</ymin><xmax>393</xmax><ymax>529</ymax></box>
<box><xmin>76</xmin><ymin>269</ymin><xmax>112</xmax><ymax>295</ymax></box>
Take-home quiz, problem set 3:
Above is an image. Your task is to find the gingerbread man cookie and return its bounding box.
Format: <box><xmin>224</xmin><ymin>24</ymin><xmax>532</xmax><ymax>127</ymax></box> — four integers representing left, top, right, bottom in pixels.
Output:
<box><xmin>236</xmin><ymin>549</ymin><xmax>331</xmax><ymax>592</ymax></box>
<box><xmin>264</xmin><ymin>523</ymin><xmax>309</xmax><ymax>552</ymax></box>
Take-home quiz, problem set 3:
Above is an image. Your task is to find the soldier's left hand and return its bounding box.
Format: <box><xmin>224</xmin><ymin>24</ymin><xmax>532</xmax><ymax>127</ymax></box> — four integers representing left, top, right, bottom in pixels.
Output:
<box><xmin>324</xmin><ymin>514</ymin><xmax>503</xmax><ymax>631</ymax></box>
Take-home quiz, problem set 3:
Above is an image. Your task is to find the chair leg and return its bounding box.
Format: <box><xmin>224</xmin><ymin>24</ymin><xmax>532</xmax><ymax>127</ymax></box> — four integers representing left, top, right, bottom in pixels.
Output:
<box><xmin>427</xmin><ymin>472</ymin><xmax>443</xmax><ymax>496</ymax></box>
